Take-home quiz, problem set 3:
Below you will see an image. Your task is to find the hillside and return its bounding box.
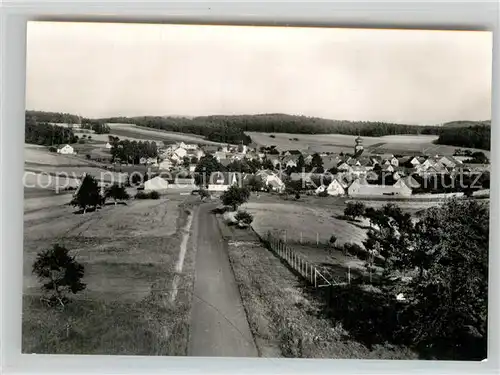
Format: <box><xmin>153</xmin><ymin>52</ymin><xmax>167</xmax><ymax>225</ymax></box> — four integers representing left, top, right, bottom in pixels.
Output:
<box><xmin>441</xmin><ymin>120</ymin><xmax>491</xmax><ymax>128</ymax></box>
<box><xmin>25</xmin><ymin>110</ymin><xmax>491</xmax><ymax>151</ymax></box>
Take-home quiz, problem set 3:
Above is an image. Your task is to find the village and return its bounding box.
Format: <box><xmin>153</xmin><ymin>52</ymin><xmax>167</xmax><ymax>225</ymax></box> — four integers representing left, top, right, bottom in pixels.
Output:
<box><xmin>59</xmin><ymin>133</ymin><xmax>489</xmax><ymax>199</ymax></box>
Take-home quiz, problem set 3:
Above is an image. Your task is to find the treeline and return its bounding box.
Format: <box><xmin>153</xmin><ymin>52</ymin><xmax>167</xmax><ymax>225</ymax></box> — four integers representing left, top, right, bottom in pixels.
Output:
<box><xmin>25</xmin><ymin>113</ymin><xmax>78</xmax><ymax>145</ymax></box>
<box><xmin>26</xmin><ymin>110</ymin><xmax>81</xmax><ymax>124</ymax></box>
<box><xmin>110</xmin><ymin>139</ymin><xmax>158</xmax><ymax>164</ymax></box>
<box><xmin>436</xmin><ymin>125</ymin><xmax>491</xmax><ymax>150</ymax></box>
<box><xmin>99</xmin><ymin>113</ymin><xmax>443</xmax><ymax>138</ymax></box>
<box><xmin>81</xmin><ymin>121</ymin><xmax>111</xmax><ymax>134</ymax></box>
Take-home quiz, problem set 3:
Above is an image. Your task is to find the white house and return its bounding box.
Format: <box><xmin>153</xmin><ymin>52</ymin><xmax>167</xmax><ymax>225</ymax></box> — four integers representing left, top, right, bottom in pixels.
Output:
<box><xmin>57</xmin><ymin>144</ymin><xmax>75</xmax><ymax>155</ymax></box>
<box><xmin>326</xmin><ymin>179</ymin><xmax>346</xmax><ymax>196</ymax></box>
<box><xmin>144</xmin><ymin>176</ymin><xmax>169</xmax><ymax>192</ymax></box>
<box><xmin>105</xmin><ymin>142</ymin><xmax>113</xmax><ymax>149</ymax></box>
<box><xmin>208</xmin><ymin>172</ymin><xmax>242</xmax><ymax>192</ymax></box>
<box><xmin>256</xmin><ymin>170</ymin><xmax>285</xmax><ymax>192</ymax></box>
<box><xmin>174</xmin><ymin>147</ymin><xmax>188</xmax><ymax>159</ymax></box>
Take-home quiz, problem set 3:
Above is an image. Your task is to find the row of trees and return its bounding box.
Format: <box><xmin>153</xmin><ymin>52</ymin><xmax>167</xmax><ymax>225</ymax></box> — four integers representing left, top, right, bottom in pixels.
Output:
<box><xmin>110</xmin><ymin>139</ymin><xmax>158</xmax><ymax>164</ymax></box>
<box><xmin>336</xmin><ymin>199</ymin><xmax>488</xmax><ymax>360</ymax></box>
<box><xmin>25</xmin><ymin>115</ymin><xmax>78</xmax><ymax>146</ymax></box>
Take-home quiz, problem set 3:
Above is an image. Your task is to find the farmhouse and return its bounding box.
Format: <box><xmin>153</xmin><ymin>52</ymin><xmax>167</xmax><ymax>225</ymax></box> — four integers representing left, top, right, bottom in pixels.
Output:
<box><xmin>144</xmin><ymin>176</ymin><xmax>169</xmax><ymax>192</ymax></box>
<box><xmin>256</xmin><ymin>170</ymin><xmax>285</xmax><ymax>192</ymax></box>
<box><xmin>57</xmin><ymin>144</ymin><xmax>75</xmax><ymax>155</ymax></box>
<box><xmin>207</xmin><ymin>172</ymin><xmax>242</xmax><ymax>192</ymax></box>
<box><xmin>347</xmin><ymin>178</ymin><xmax>412</xmax><ymax>197</ymax></box>
<box><xmin>326</xmin><ymin>178</ymin><xmax>346</xmax><ymax>196</ymax></box>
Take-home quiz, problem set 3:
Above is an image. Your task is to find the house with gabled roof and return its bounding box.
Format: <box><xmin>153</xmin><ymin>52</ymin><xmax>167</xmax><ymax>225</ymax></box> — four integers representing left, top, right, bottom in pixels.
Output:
<box><xmin>207</xmin><ymin>172</ymin><xmax>242</xmax><ymax>192</ymax></box>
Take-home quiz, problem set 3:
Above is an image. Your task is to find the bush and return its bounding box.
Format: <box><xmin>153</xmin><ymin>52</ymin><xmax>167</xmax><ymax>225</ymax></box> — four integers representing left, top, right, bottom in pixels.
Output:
<box><xmin>235</xmin><ymin>210</ymin><xmax>254</xmax><ymax>226</ymax></box>
<box><xmin>135</xmin><ymin>191</ymin><xmax>160</xmax><ymax>200</ymax></box>
<box><xmin>318</xmin><ymin>190</ymin><xmax>329</xmax><ymax>197</ymax></box>
<box><xmin>48</xmin><ymin>146</ymin><xmax>57</xmax><ymax>153</ymax></box>
<box><xmin>342</xmin><ymin>242</ymin><xmax>365</xmax><ymax>257</ymax></box>
<box><xmin>329</xmin><ymin>235</ymin><xmax>337</xmax><ymax>246</ymax></box>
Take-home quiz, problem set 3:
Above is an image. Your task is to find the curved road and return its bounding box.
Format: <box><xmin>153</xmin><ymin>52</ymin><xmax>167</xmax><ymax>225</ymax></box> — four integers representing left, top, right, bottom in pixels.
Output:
<box><xmin>188</xmin><ymin>203</ymin><xmax>258</xmax><ymax>357</ymax></box>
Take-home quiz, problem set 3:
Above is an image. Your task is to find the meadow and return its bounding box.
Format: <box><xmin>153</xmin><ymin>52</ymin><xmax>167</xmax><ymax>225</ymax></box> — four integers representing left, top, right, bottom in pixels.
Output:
<box><xmin>107</xmin><ymin>123</ymin><xmax>226</xmax><ymax>146</ymax></box>
<box><xmin>23</xmin><ymin>194</ymin><xmax>199</xmax><ymax>355</ymax></box>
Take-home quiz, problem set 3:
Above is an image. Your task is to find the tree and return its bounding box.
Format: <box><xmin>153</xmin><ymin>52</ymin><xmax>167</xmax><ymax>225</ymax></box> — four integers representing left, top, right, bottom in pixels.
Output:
<box><xmin>310</xmin><ymin>153</ymin><xmax>324</xmax><ymax>173</ymax></box>
<box><xmin>221</xmin><ymin>185</ymin><xmax>250</xmax><ymax>211</ymax></box>
<box><xmin>194</xmin><ymin>155</ymin><xmax>224</xmax><ymax>187</ymax></box>
<box><xmin>70</xmin><ymin>174</ymin><xmax>102</xmax><ymax>213</ymax></box>
<box><xmin>245</xmin><ymin>175</ymin><xmax>264</xmax><ymax>192</ymax></box>
<box><xmin>105</xmin><ymin>184</ymin><xmax>130</xmax><ymax>205</ymax></box>
<box><xmin>344</xmin><ymin>201</ymin><xmax>366</xmax><ymax>221</ymax></box>
<box><xmin>406</xmin><ymin>199</ymin><xmax>488</xmax><ymax>359</ymax></box>
<box><xmin>32</xmin><ymin>244</ymin><xmax>86</xmax><ymax>308</ymax></box>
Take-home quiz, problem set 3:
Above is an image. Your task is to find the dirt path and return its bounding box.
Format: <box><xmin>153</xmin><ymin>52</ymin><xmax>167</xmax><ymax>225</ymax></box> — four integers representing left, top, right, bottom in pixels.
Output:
<box><xmin>188</xmin><ymin>203</ymin><xmax>258</xmax><ymax>357</ymax></box>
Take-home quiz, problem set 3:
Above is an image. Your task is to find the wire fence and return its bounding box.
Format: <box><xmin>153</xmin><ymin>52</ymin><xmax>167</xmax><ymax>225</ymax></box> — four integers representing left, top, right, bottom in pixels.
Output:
<box><xmin>265</xmin><ymin>231</ymin><xmax>348</xmax><ymax>288</ymax></box>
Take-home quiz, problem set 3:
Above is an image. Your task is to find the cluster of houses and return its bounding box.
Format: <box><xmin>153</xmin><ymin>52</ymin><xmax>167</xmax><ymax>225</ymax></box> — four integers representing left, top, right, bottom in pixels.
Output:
<box><xmin>59</xmin><ymin>135</ymin><xmax>489</xmax><ymax>198</ymax></box>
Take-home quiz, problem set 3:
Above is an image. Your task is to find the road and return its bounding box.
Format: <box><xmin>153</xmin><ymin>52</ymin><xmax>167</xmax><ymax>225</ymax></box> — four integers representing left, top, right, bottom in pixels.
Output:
<box><xmin>188</xmin><ymin>203</ymin><xmax>258</xmax><ymax>357</ymax></box>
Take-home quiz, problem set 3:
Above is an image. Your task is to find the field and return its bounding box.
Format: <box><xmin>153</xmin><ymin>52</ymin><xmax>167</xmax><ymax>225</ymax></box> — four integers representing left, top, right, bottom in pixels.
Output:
<box><xmin>22</xmin><ymin>194</ymin><xmax>199</xmax><ymax>355</ymax></box>
<box><xmin>107</xmin><ymin>123</ymin><xmax>226</xmax><ymax>146</ymax></box>
<box><xmin>24</xmin><ymin>144</ymin><xmax>96</xmax><ymax>166</ymax></box>
<box><xmin>246</xmin><ymin>132</ymin><xmax>490</xmax><ymax>156</ymax></box>
<box><xmin>221</xmin><ymin>222</ymin><xmax>415</xmax><ymax>359</ymax></box>
<box><xmin>242</xmin><ymin>196</ymin><xmax>367</xmax><ymax>247</ymax></box>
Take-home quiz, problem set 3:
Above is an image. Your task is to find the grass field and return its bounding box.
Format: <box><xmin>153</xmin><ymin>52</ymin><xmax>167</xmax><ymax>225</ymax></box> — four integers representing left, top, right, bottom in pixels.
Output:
<box><xmin>224</xmin><ymin>235</ymin><xmax>415</xmax><ymax>359</ymax></box>
<box><xmin>24</xmin><ymin>144</ymin><xmax>96</xmax><ymax>166</ymax></box>
<box><xmin>246</xmin><ymin>132</ymin><xmax>490</xmax><ymax>156</ymax></box>
<box><xmin>107</xmin><ymin>123</ymin><xmax>226</xmax><ymax>146</ymax></box>
<box><xmin>242</xmin><ymin>198</ymin><xmax>367</xmax><ymax>247</ymax></box>
<box><xmin>23</xmin><ymin>194</ymin><xmax>199</xmax><ymax>355</ymax></box>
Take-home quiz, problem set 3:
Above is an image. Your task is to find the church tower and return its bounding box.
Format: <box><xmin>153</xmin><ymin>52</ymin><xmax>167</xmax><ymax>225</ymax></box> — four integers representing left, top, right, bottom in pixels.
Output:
<box><xmin>354</xmin><ymin>136</ymin><xmax>364</xmax><ymax>155</ymax></box>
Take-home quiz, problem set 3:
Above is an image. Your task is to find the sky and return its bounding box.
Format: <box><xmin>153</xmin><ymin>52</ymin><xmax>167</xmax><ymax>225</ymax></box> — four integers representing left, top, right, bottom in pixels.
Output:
<box><xmin>26</xmin><ymin>21</ymin><xmax>493</xmax><ymax>125</ymax></box>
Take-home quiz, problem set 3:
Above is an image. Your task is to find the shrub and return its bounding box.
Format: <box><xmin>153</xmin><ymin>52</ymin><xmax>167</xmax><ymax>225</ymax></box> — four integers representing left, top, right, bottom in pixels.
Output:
<box><xmin>235</xmin><ymin>210</ymin><xmax>254</xmax><ymax>225</ymax></box>
<box><xmin>342</xmin><ymin>242</ymin><xmax>365</xmax><ymax>257</ymax></box>
<box><xmin>318</xmin><ymin>190</ymin><xmax>329</xmax><ymax>197</ymax></box>
<box><xmin>135</xmin><ymin>191</ymin><xmax>148</xmax><ymax>199</ymax></box>
<box><xmin>344</xmin><ymin>201</ymin><xmax>366</xmax><ymax>220</ymax></box>
<box><xmin>48</xmin><ymin>146</ymin><xmax>57</xmax><ymax>153</ymax></box>
<box><xmin>135</xmin><ymin>191</ymin><xmax>160</xmax><ymax>200</ymax></box>
<box><xmin>329</xmin><ymin>235</ymin><xmax>337</xmax><ymax>246</ymax></box>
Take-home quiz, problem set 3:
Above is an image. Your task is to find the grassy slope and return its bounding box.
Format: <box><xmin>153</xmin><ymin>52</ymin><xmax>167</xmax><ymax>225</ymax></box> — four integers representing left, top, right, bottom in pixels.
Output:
<box><xmin>222</xmin><ymin>224</ymin><xmax>415</xmax><ymax>359</ymax></box>
<box><xmin>23</xmin><ymin>195</ymin><xmax>199</xmax><ymax>355</ymax></box>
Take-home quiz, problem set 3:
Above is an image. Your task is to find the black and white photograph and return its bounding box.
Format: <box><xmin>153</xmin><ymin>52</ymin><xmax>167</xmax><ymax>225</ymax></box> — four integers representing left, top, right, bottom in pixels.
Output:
<box><xmin>23</xmin><ymin>21</ymin><xmax>491</xmax><ymax>360</ymax></box>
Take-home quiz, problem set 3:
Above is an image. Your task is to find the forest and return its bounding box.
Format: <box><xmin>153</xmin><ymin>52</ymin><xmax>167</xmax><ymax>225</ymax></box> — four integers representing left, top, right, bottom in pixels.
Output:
<box><xmin>26</xmin><ymin>110</ymin><xmax>81</xmax><ymax>124</ymax></box>
<box><xmin>25</xmin><ymin>113</ymin><xmax>78</xmax><ymax>146</ymax></box>
<box><xmin>436</xmin><ymin>125</ymin><xmax>491</xmax><ymax>150</ymax></box>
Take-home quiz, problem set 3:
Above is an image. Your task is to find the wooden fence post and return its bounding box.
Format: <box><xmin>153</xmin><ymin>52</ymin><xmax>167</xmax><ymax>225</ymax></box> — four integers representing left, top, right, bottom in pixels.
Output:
<box><xmin>348</xmin><ymin>266</ymin><xmax>351</xmax><ymax>285</ymax></box>
<box><xmin>316</xmin><ymin>232</ymin><xmax>319</xmax><ymax>245</ymax></box>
